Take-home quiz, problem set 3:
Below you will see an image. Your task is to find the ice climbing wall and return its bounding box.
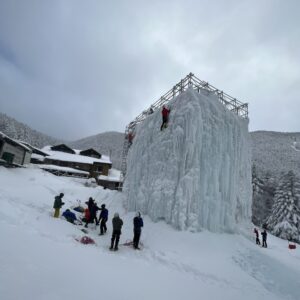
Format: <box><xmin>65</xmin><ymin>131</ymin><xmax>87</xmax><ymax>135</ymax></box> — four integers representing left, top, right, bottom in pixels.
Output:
<box><xmin>124</xmin><ymin>88</ymin><xmax>251</xmax><ymax>233</ymax></box>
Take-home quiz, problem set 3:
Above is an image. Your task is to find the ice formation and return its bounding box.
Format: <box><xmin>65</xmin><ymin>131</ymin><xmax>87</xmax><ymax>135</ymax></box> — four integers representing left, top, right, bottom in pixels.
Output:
<box><xmin>124</xmin><ymin>88</ymin><xmax>252</xmax><ymax>233</ymax></box>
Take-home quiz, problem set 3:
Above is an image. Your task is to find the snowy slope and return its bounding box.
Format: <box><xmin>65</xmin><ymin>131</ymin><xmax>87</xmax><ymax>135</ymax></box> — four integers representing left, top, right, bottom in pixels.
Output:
<box><xmin>0</xmin><ymin>112</ymin><xmax>62</xmax><ymax>147</ymax></box>
<box><xmin>0</xmin><ymin>167</ymin><xmax>300</xmax><ymax>300</ymax></box>
<box><xmin>124</xmin><ymin>88</ymin><xmax>252</xmax><ymax>233</ymax></box>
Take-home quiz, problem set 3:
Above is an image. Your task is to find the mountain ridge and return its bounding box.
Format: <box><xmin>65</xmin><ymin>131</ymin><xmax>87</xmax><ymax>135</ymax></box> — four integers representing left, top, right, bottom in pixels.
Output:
<box><xmin>0</xmin><ymin>112</ymin><xmax>124</xmax><ymax>168</ymax></box>
<box><xmin>1</xmin><ymin>112</ymin><xmax>299</xmax><ymax>175</ymax></box>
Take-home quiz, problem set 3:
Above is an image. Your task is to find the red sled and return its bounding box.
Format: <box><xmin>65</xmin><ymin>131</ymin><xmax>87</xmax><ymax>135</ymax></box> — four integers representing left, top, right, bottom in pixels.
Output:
<box><xmin>76</xmin><ymin>236</ymin><xmax>96</xmax><ymax>245</ymax></box>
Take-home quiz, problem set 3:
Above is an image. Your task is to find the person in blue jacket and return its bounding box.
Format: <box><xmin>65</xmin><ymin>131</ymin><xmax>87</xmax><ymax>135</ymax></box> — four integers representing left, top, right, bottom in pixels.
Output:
<box><xmin>99</xmin><ymin>204</ymin><xmax>109</xmax><ymax>235</ymax></box>
<box><xmin>133</xmin><ymin>212</ymin><xmax>144</xmax><ymax>249</ymax></box>
<box><xmin>62</xmin><ymin>209</ymin><xmax>77</xmax><ymax>224</ymax></box>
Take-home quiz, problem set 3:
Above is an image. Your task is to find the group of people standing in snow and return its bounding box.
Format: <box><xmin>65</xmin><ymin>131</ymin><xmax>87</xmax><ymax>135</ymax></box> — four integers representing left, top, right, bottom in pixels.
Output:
<box><xmin>53</xmin><ymin>193</ymin><xmax>144</xmax><ymax>251</ymax></box>
<box><xmin>254</xmin><ymin>228</ymin><xmax>268</xmax><ymax>248</ymax></box>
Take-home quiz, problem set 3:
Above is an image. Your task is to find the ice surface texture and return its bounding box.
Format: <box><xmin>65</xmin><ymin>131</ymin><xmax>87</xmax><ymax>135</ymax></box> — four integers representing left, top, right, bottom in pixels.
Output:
<box><xmin>124</xmin><ymin>88</ymin><xmax>252</xmax><ymax>232</ymax></box>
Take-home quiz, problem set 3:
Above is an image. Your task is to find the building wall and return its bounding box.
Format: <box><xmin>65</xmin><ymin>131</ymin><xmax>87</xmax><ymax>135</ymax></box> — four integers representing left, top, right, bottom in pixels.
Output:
<box><xmin>44</xmin><ymin>159</ymin><xmax>91</xmax><ymax>172</ymax></box>
<box><xmin>92</xmin><ymin>163</ymin><xmax>111</xmax><ymax>177</ymax></box>
<box><xmin>80</xmin><ymin>149</ymin><xmax>101</xmax><ymax>159</ymax></box>
<box><xmin>44</xmin><ymin>159</ymin><xmax>112</xmax><ymax>178</ymax></box>
<box><xmin>23</xmin><ymin>152</ymin><xmax>32</xmax><ymax>165</ymax></box>
<box><xmin>1</xmin><ymin>142</ymin><xmax>26</xmax><ymax>165</ymax></box>
<box><xmin>98</xmin><ymin>179</ymin><xmax>120</xmax><ymax>190</ymax></box>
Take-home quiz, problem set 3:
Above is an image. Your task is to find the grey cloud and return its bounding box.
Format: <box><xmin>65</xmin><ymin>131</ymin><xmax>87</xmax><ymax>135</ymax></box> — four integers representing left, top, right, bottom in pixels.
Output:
<box><xmin>0</xmin><ymin>0</ymin><xmax>299</xmax><ymax>140</ymax></box>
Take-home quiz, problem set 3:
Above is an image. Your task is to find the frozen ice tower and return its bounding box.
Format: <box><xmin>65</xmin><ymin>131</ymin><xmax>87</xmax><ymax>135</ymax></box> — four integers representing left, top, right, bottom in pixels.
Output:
<box><xmin>124</xmin><ymin>87</ymin><xmax>252</xmax><ymax>233</ymax></box>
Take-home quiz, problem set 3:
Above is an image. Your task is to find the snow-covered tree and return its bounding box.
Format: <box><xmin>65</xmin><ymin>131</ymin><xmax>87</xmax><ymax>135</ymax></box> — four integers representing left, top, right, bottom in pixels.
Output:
<box><xmin>266</xmin><ymin>171</ymin><xmax>300</xmax><ymax>242</ymax></box>
<box><xmin>252</xmin><ymin>166</ymin><xmax>276</xmax><ymax>226</ymax></box>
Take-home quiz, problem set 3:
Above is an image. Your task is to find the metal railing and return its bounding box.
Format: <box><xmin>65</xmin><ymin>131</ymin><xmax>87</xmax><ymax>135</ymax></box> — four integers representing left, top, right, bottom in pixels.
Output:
<box><xmin>119</xmin><ymin>73</ymin><xmax>249</xmax><ymax>189</ymax></box>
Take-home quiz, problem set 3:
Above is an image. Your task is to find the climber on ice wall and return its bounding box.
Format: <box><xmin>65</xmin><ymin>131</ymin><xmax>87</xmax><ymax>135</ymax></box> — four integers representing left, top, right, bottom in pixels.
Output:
<box><xmin>160</xmin><ymin>105</ymin><xmax>170</xmax><ymax>131</ymax></box>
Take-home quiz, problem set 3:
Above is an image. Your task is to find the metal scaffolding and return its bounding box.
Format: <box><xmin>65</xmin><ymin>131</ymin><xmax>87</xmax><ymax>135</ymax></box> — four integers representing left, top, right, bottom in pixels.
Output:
<box><xmin>119</xmin><ymin>72</ymin><xmax>248</xmax><ymax>190</ymax></box>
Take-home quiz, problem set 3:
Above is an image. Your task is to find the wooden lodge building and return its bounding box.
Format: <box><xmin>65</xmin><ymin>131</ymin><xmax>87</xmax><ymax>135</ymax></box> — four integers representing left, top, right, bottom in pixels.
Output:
<box><xmin>19</xmin><ymin>141</ymin><xmax>49</xmax><ymax>164</ymax></box>
<box><xmin>42</xmin><ymin>144</ymin><xmax>112</xmax><ymax>178</ymax></box>
<box><xmin>0</xmin><ymin>131</ymin><xmax>32</xmax><ymax>167</ymax></box>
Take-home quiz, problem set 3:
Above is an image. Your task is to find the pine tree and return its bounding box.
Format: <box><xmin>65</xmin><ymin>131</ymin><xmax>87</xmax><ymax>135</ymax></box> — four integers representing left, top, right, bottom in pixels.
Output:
<box><xmin>252</xmin><ymin>165</ymin><xmax>276</xmax><ymax>226</ymax></box>
<box><xmin>266</xmin><ymin>171</ymin><xmax>300</xmax><ymax>242</ymax></box>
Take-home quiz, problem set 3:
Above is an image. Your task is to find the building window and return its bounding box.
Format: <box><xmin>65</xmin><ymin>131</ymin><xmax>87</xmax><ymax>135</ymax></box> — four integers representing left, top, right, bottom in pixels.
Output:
<box><xmin>2</xmin><ymin>152</ymin><xmax>14</xmax><ymax>164</ymax></box>
<box><xmin>96</xmin><ymin>166</ymin><xmax>103</xmax><ymax>172</ymax></box>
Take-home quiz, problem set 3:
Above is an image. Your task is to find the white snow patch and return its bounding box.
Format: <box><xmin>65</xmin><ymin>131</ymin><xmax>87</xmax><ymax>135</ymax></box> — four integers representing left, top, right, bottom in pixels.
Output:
<box><xmin>0</xmin><ymin>167</ymin><xmax>300</xmax><ymax>300</ymax></box>
<box><xmin>99</xmin><ymin>168</ymin><xmax>122</xmax><ymax>182</ymax></box>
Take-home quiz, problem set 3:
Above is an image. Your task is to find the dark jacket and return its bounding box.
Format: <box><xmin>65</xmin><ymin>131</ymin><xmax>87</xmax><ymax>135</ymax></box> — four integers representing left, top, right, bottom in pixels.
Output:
<box><xmin>86</xmin><ymin>199</ymin><xmax>99</xmax><ymax>216</ymax></box>
<box><xmin>53</xmin><ymin>195</ymin><xmax>64</xmax><ymax>209</ymax></box>
<box><xmin>100</xmin><ymin>208</ymin><xmax>108</xmax><ymax>220</ymax></box>
<box><xmin>62</xmin><ymin>210</ymin><xmax>77</xmax><ymax>222</ymax></box>
<box><xmin>112</xmin><ymin>216</ymin><xmax>123</xmax><ymax>232</ymax></box>
<box><xmin>261</xmin><ymin>231</ymin><xmax>267</xmax><ymax>240</ymax></box>
<box><xmin>133</xmin><ymin>216</ymin><xmax>144</xmax><ymax>231</ymax></box>
<box><xmin>90</xmin><ymin>203</ymin><xmax>100</xmax><ymax>216</ymax></box>
<box><xmin>86</xmin><ymin>199</ymin><xmax>94</xmax><ymax>211</ymax></box>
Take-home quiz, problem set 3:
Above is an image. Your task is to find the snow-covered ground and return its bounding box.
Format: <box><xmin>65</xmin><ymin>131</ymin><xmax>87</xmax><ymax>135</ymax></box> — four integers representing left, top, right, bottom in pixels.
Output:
<box><xmin>0</xmin><ymin>167</ymin><xmax>300</xmax><ymax>300</ymax></box>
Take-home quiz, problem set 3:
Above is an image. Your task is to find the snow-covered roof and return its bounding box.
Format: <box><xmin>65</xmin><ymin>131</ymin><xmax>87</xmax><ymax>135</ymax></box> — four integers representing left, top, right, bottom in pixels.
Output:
<box><xmin>31</xmin><ymin>153</ymin><xmax>46</xmax><ymax>161</ymax></box>
<box><xmin>39</xmin><ymin>164</ymin><xmax>89</xmax><ymax>175</ymax></box>
<box><xmin>98</xmin><ymin>168</ymin><xmax>122</xmax><ymax>182</ymax></box>
<box><xmin>18</xmin><ymin>141</ymin><xmax>49</xmax><ymax>156</ymax></box>
<box><xmin>0</xmin><ymin>131</ymin><xmax>32</xmax><ymax>152</ymax></box>
<box><xmin>42</xmin><ymin>145</ymin><xmax>112</xmax><ymax>165</ymax></box>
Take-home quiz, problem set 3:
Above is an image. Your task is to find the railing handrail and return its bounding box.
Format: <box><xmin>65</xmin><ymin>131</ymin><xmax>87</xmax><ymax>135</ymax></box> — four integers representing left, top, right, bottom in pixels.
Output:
<box><xmin>126</xmin><ymin>73</ymin><xmax>248</xmax><ymax>131</ymax></box>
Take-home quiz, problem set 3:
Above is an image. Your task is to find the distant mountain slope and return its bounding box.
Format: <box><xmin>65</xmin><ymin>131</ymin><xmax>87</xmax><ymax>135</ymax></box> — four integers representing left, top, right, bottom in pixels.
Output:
<box><xmin>251</xmin><ymin>131</ymin><xmax>300</xmax><ymax>178</ymax></box>
<box><xmin>2</xmin><ymin>111</ymin><xmax>299</xmax><ymax>177</ymax></box>
<box><xmin>69</xmin><ymin>132</ymin><xmax>124</xmax><ymax>170</ymax></box>
<box><xmin>0</xmin><ymin>112</ymin><xmax>124</xmax><ymax>169</ymax></box>
<box><xmin>0</xmin><ymin>112</ymin><xmax>62</xmax><ymax>147</ymax></box>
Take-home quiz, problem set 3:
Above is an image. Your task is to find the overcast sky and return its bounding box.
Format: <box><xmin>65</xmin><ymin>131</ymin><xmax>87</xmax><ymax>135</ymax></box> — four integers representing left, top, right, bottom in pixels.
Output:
<box><xmin>0</xmin><ymin>0</ymin><xmax>299</xmax><ymax>140</ymax></box>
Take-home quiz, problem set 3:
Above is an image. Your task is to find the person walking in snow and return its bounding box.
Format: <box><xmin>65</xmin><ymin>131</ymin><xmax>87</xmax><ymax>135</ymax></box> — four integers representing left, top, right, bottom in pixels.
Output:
<box><xmin>84</xmin><ymin>197</ymin><xmax>100</xmax><ymax>228</ymax></box>
<box><xmin>53</xmin><ymin>193</ymin><xmax>65</xmax><ymax>218</ymax></box>
<box><xmin>98</xmin><ymin>204</ymin><xmax>108</xmax><ymax>235</ymax></box>
<box><xmin>160</xmin><ymin>105</ymin><xmax>170</xmax><ymax>131</ymax></box>
<box><xmin>110</xmin><ymin>213</ymin><xmax>123</xmax><ymax>251</ymax></box>
<box><xmin>133</xmin><ymin>212</ymin><xmax>144</xmax><ymax>250</ymax></box>
<box><xmin>261</xmin><ymin>229</ymin><xmax>267</xmax><ymax>248</ymax></box>
<box><xmin>254</xmin><ymin>228</ymin><xmax>260</xmax><ymax>245</ymax></box>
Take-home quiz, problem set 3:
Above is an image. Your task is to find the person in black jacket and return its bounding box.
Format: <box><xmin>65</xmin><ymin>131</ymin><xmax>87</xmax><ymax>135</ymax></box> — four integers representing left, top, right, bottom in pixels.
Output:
<box><xmin>133</xmin><ymin>212</ymin><xmax>144</xmax><ymax>250</ymax></box>
<box><xmin>53</xmin><ymin>193</ymin><xmax>65</xmax><ymax>218</ymax></box>
<box><xmin>261</xmin><ymin>229</ymin><xmax>267</xmax><ymax>248</ymax></box>
<box><xmin>110</xmin><ymin>213</ymin><xmax>123</xmax><ymax>251</ymax></box>
<box><xmin>98</xmin><ymin>204</ymin><xmax>108</xmax><ymax>235</ymax></box>
<box><xmin>84</xmin><ymin>197</ymin><xmax>100</xmax><ymax>228</ymax></box>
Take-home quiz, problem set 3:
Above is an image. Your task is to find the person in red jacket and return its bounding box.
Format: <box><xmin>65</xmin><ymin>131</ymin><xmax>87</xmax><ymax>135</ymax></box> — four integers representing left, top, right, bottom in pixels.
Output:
<box><xmin>160</xmin><ymin>105</ymin><xmax>170</xmax><ymax>131</ymax></box>
<box><xmin>254</xmin><ymin>228</ymin><xmax>260</xmax><ymax>245</ymax></box>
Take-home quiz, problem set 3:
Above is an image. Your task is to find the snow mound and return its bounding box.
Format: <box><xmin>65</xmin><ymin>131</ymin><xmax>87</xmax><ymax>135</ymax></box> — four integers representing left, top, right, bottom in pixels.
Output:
<box><xmin>124</xmin><ymin>88</ymin><xmax>252</xmax><ymax>232</ymax></box>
